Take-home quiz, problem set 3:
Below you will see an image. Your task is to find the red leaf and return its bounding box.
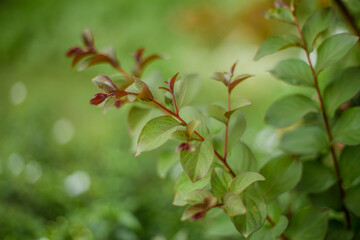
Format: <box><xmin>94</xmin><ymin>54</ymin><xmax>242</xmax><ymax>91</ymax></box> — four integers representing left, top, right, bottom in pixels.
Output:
<box><xmin>66</xmin><ymin>47</ymin><xmax>84</xmax><ymax>57</ymax></box>
<box><xmin>90</xmin><ymin>93</ymin><xmax>108</xmax><ymax>105</ymax></box>
<box><xmin>134</xmin><ymin>47</ymin><xmax>145</xmax><ymax>63</ymax></box>
<box><xmin>230</xmin><ymin>61</ymin><xmax>238</xmax><ymax>77</ymax></box>
<box><xmin>169</xmin><ymin>72</ymin><xmax>179</xmax><ymax>92</ymax></box>
<box><xmin>228</xmin><ymin>74</ymin><xmax>254</xmax><ymax>93</ymax></box>
<box><xmin>140</xmin><ymin>54</ymin><xmax>163</xmax><ymax>70</ymax></box>
<box><xmin>159</xmin><ymin>86</ymin><xmax>171</xmax><ymax>93</ymax></box>
<box><xmin>82</xmin><ymin>29</ymin><xmax>94</xmax><ymax>48</ymax></box>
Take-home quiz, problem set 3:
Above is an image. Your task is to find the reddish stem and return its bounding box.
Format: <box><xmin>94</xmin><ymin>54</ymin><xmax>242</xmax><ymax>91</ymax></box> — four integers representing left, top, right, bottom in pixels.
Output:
<box><xmin>214</xmin><ymin>150</ymin><xmax>236</xmax><ymax>177</ymax></box>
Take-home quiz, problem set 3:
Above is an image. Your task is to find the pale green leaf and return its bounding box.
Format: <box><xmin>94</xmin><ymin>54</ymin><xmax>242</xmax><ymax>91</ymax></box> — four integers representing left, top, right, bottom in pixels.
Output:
<box><xmin>332</xmin><ymin>107</ymin><xmax>360</xmax><ymax>145</ymax></box>
<box><xmin>222</xmin><ymin>192</ymin><xmax>247</xmax><ymax>216</ymax></box>
<box><xmin>230</xmin><ymin>172</ymin><xmax>265</xmax><ymax>194</ymax></box>
<box><xmin>157</xmin><ymin>151</ymin><xmax>178</xmax><ymax>179</ymax></box>
<box><xmin>127</xmin><ymin>106</ymin><xmax>152</xmax><ymax>135</ymax></box>
<box><xmin>225</xmin><ymin>97</ymin><xmax>252</xmax><ymax>118</ymax></box>
<box><xmin>228</xmin><ymin>141</ymin><xmax>257</xmax><ymax>174</ymax></box>
<box><xmin>340</xmin><ymin>145</ymin><xmax>360</xmax><ymax>187</ymax></box>
<box><xmin>227</xmin><ymin>112</ymin><xmax>246</xmax><ymax>151</ymax></box>
<box><xmin>207</xmin><ymin>105</ymin><xmax>227</xmax><ymax>124</ymax></box>
<box><xmin>211</xmin><ymin>167</ymin><xmax>233</xmax><ymax>199</ymax></box>
<box><xmin>265</xmin><ymin>7</ymin><xmax>295</xmax><ymax>24</ymax></box>
<box><xmin>186</xmin><ymin>120</ymin><xmax>200</xmax><ymax>140</ymax></box>
<box><xmin>184</xmin><ymin>189</ymin><xmax>218</xmax><ymax>206</ymax></box>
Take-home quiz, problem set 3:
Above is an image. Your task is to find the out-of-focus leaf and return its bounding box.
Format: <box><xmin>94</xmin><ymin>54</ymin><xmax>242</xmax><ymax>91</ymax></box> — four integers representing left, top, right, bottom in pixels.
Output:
<box><xmin>183</xmin><ymin>189</ymin><xmax>217</xmax><ymax>206</ymax></box>
<box><xmin>92</xmin><ymin>74</ymin><xmax>118</xmax><ymax>93</ymax></box>
<box><xmin>174</xmin><ymin>75</ymin><xmax>188</xmax><ymax>109</ymax></box>
<box><xmin>297</xmin><ymin>161</ymin><xmax>336</xmax><ymax>193</ymax></box>
<box><xmin>228</xmin><ymin>74</ymin><xmax>253</xmax><ymax>93</ymax></box>
<box><xmin>222</xmin><ymin>192</ymin><xmax>246</xmax><ymax>216</ymax></box>
<box><xmin>285</xmin><ymin>207</ymin><xmax>328</xmax><ymax>240</ymax></box>
<box><xmin>281</xmin><ymin>126</ymin><xmax>329</xmax><ymax>154</ymax></box>
<box><xmin>181</xmin><ymin>204</ymin><xmax>208</xmax><ymax>221</ymax></box>
<box><xmin>207</xmin><ymin>105</ymin><xmax>227</xmax><ymax>124</ymax></box>
<box><xmin>211</xmin><ymin>72</ymin><xmax>230</xmax><ymax>86</ymax></box>
<box><xmin>260</xmin><ymin>155</ymin><xmax>302</xmax><ymax>201</ymax></box>
<box><xmin>103</xmin><ymin>95</ymin><xmax>116</xmax><ymax>114</ymax></box>
<box><xmin>302</xmin><ymin>8</ymin><xmax>335</xmax><ymax>52</ymax></box>
<box><xmin>157</xmin><ymin>151</ymin><xmax>178</xmax><ymax>179</ymax></box>
<box><xmin>211</xmin><ymin>167</ymin><xmax>233</xmax><ymax>199</ymax></box>
<box><xmin>340</xmin><ymin>145</ymin><xmax>360</xmax><ymax>187</ymax></box>
<box><xmin>266</xmin><ymin>94</ymin><xmax>319</xmax><ymax>128</ymax></box>
<box><xmin>270</xmin><ymin>59</ymin><xmax>314</xmax><ymax>87</ymax></box>
<box><xmin>180</xmin><ymin>137</ymin><xmax>213</xmax><ymax>182</ymax></box>
<box><xmin>325</xmin><ymin>220</ymin><xmax>354</xmax><ymax>240</ymax></box>
<box><xmin>230</xmin><ymin>172</ymin><xmax>265</xmax><ymax>194</ymax></box>
<box><xmin>324</xmin><ymin>67</ymin><xmax>360</xmax><ymax>118</ymax></box>
<box><xmin>230</xmin><ymin>187</ymin><xmax>267</xmax><ymax>238</ymax></box>
<box><xmin>345</xmin><ymin>186</ymin><xmax>360</xmax><ymax>217</ymax></box>
<box><xmin>136</xmin><ymin>116</ymin><xmax>180</xmax><ymax>156</ymax></box>
<box><xmin>254</xmin><ymin>35</ymin><xmax>300</xmax><ymax>61</ymax></box>
<box><xmin>309</xmin><ymin>185</ymin><xmax>342</xmax><ymax>211</ymax></box>
<box><xmin>127</xmin><ymin>106</ymin><xmax>152</xmax><ymax>135</ymax></box>
<box><xmin>82</xmin><ymin>28</ymin><xmax>94</xmax><ymax>48</ymax></box>
<box><xmin>227</xmin><ymin>112</ymin><xmax>246</xmax><ymax>151</ymax></box>
<box><xmin>265</xmin><ymin>7</ymin><xmax>295</xmax><ymax>24</ymax></box>
<box><xmin>180</xmin><ymin>106</ymin><xmax>209</xmax><ymax>137</ymax></box>
<box><xmin>225</xmin><ymin>97</ymin><xmax>252</xmax><ymax>118</ymax></box>
<box><xmin>315</xmin><ymin>33</ymin><xmax>359</xmax><ymax>73</ymax></box>
<box><xmin>186</xmin><ymin>120</ymin><xmax>200</xmax><ymax>140</ymax></box>
<box><xmin>332</xmin><ymin>107</ymin><xmax>360</xmax><ymax>145</ymax></box>
<box><xmin>228</xmin><ymin>141</ymin><xmax>257</xmax><ymax>173</ymax></box>
<box><xmin>272</xmin><ymin>215</ymin><xmax>289</xmax><ymax>239</ymax></box>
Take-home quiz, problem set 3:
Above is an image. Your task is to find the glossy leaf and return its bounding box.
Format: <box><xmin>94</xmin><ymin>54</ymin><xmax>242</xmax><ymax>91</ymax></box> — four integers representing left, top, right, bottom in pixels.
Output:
<box><xmin>332</xmin><ymin>107</ymin><xmax>360</xmax><ymax>145</ymax></box>
<box><xmin>207</xmin><ymin>105</ymin><xmax>227</xmax><ymax>124</ymax></box>
<box><xmin>260</xmin><ymin>155</ymin><xmax>302</xmax><ymax>201</ymax></box>
<box><xmin>228</xmin><ymin>74</ymin><xmax>253</xmax><ymax>93</ymax></box>
<box><xmin>302</xmin><ymin>8</ymin><xmax>335</xmax><ymax>52</ymax></box>
<box><xmin>228</xmin><ymin>141</ymin><xmax>257</xmax><ymax>174</ymax></box>
<box><xmin>281</xmin><ymin>126</ymin><xmax>329</xmax><ymax>154</ymax></box>
<box><xmin>180</xmin><ymin>137</ymin><xmax>214</xmax><ymax>182</ymax></box>
<box><xmin>230</xmin><ymin>172</ymin><xmax>265</xmax><ymax>194</ymax></box>
<box><xmin>157</xmin><ymin>151</ymin><xmax>178</xmax><ymax>179</ymax></box>
<box><xmin>254</xmin><ymin>35</ymin><xmax>300</xmax><ymax>61</ymax></box>
<box><xmin>285</xmin><ymin>207</ymin><xmax>328</xmax><ymax>240</ymax></box>
<box><xmin>324</xmin><ymin>67</ymin><xmax>360</xmax><ymax>118</ymax></box>
<box><xmin>297</xmin><ymin>161</ymin><xmax>336</xmax><ymax>193</ymax></box>
<box><xmin>340</xmin><ymin>145</ymin><xmax>360</xmax><ymax>187</ymax></box>
<box><xmin>266</xmin><ymin>94</ymin><xmax>319</xmax><ymax>128</ymax></box>
<box><xmin>265</xmin><ymin>7</ymin><xmax>294</xmax><ymax>24</ymax></box>
<box><xmin>344</xmin><ymin>186</ymin><xmax>360</xmax><ymax>217</ymax></box>
<box><xmin>92</xmin><ymin>74</ymin><xmax>118</xmax><ymax>93</ymax></box>
<box><xmin>211</xmin><ymin>168</ymin><xmax>233</xmax><ymax>199</ymax></box>
<box><xmin>227</xmin><ymin>112</ymin><xmax>246</xmax><ymax>151</ymax></box>
<box><xmin>270</xmin><ymin>59</ymin><xmax>314</xmax><ymax>87</ymax></box>
<box><xmin>222</xmin><ymin>192</ymin><xmax>246</xmax><ymax>216</ymax></box>
<box><xmin>315</xmin><ymin>33</ymin><xmax>359</xmax><ymax>73</ymax></box>
<box><xmin>230</xmin><ymin>187</ymin><xmax>267</xmax><ymax>238</ymax></box>
<box><xmin>225</xmin><ymin>97</ymin><xmax>252</xmax><ymax>118</ymax></box>
<box><xmin>136</xmin><ymin>116</ymin><xmax>180</xmax><ymax>156</ymax></box>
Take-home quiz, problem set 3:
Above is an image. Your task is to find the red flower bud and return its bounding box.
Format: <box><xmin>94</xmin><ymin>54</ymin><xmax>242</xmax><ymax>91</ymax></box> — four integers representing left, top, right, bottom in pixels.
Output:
<box><xmin>176</xmin><ymin>142</ymin><xmax>195</xmax><ymax>152</ymax></box>
<box><xmin>90</xmin><ymin>93</ymin><xmax>108</xmax><ymax>105</ymax></box>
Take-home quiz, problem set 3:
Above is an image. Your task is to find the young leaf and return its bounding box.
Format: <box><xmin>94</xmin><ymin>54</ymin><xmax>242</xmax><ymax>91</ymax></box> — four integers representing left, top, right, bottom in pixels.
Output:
<box><xmin>265</xmin><ymin>7</ymin><xmax>295</xmax><ymax>24</ymax></box>
<box><xmin>340</xmin><ymin>145</ymin><xmax>360</xmax><ymax>187</ymax></box>
<box><xmin>227</xmin><ymin>141</ymin><xmax>257</xmax><ymax>174</ymax></box>
<box><xmin>254</xmin><ymin>35</ymin><xmax>300</xmax><ymax>61</ymax></box>
<box><xmin>332</xmin><ymin>107</ymin><xmax>360</xmax><ymax>145</ymax></box>
<box><xmin>297</xmin><ymin>161</ymin><xmax>336</xmax><ymax>193</ymax></box>
<box><xmin>281</xmin><ymin>126</ymin><xmax>329</xmax><ymax>154</ymax></box>
<box><xmin>228</xmin><ymin>74</ymin><xmax>253</xmax><ymax>93</ymax></box>
<box><xmin>82</xmin><ymin>28</ymin><xmax>94</xmax><ymax>48</ymax></box>
<box><xmin>227</xmin><ymin>112</ymin><xmax>246</xmax><ymax>151</ymax></box>
<box><xmin>302</xmin><ymin>8</ymin><xmax>335</xmax><ymax>52</ymax></box>
<box><xmin>324</xmin><ymin>67</ymin><xmax>360</xmax><ymax>118</ymax></box>
<box><xmin>174</xmin><ymin>75</ymin><xmax>188</xmax><ymax>109</ymax></box>
<box><xmin>265</xmin><ymin>94</ymin><xmax>319</xmax><ymax>128</ymax></box>
<box><xmin>285</xmin><ymin>207</ymin><xmax>328</xmax><ymax>240</ymax></box>
<box><xmin>222</xmin><ymin>192</ymin><xmax>247</xmax><ymax>216</ymax></box>
<box><xmin>211</xmin><ymin>167</ymin><xmax>233</xmax><ymax>199</ymax></box>
<box><xmin>181</xmin><ymin>204</ymin><xmax>208</xmax><ymax>221</ymax></box>
<box><xmin>134</xmin><ymin>78</ymin><xmax>154</xmax><ymax>101</ymax></box>
<box><xmin>315</xmin><ymin>33</ymin><xmax>359</xmax><ymax>73</ymax></box>
<box><xmin>225</xmin><ymin>97</ymin><xmax>252</xmax><ymax>118</ymax></box>
<box><xmin>229</xmin><ymin>172</ymin><xmax>265</xmax><ymax>194</ymax></box>
<box><xmin>344</xmin><ymin>186</ymin><xmax>360</xmax><ymax>217</ymax></box>
<box><xmin>260</xmin><ymin>155</ymin><xmax>302</xmax><ymax>201</ymax></box>
<box><xmin>136</xmin><ymin>116</ymin><xmax>180</xmax><ymax>156</ymax></box>
<box><xmin>157</xmin><ymin>151</ymin><xmax>178</xmax><ymax>179</ymax></box>
<box><xmin>211</xmin><ymin>72</ymin><xmax>230</xmax><ymax>86</ymax></box>
<box><xmin>207</xmin><ymin>105</ymin><xmax>227</xmax><ymax>124</ymax></box>
<box><xmin>171</xmin><ymin>130</ymin><xmax>190</xmax><ymax>141</ymax></box>
<box><xmin>184</xmin><ymin>189</ymin><xmax>218</xmax><ymax>206</ymax></box>
<box><xmin>92</xmin><ymin>74</ymin><xmax>118</xmax><ymax>93</ymax></box>
<box><xmin>270</xmin><ymin>59</ymin><xmax>314</xmax><ymax>87</ymax></box>
<box><xmin>186</xmin><ymin>120</ymin><xmax>200</xmax><ymax>140</ymax></box>
<box><xmin>169</xmin><ymin>72</ymin><xmax>179</xmax><ymax>92</ymax></box>
<box><xmin>230</xmin><ymin>187</ymin><xmax>267</xmax><ymax>238</ymax></box>
<box><xmin>180</xmin><ymin>137</ymin><xmax>214</xmax><ymax>182</ymax></box>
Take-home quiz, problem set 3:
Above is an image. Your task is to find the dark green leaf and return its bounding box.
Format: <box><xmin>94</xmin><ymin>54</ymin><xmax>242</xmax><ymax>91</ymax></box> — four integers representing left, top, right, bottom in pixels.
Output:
<box><xmin>265</xmin><ymin>7</ymin><xmax>295</xmax><ymax>24</ymax></box>
<box><xmin>266</xmin><ymin>94</ymin><xmax>319</xmax><ymax>128</ymax></box>
<box><xmin>230</xmin><ymin>172</ymin><xmax>265</xmax><ymax>194</ymax></box>
<box><xmin>332</xmin><ymin>107</ymin><xmax>360</xmax><ymax>145</ymax></box>
<box><xmin>207</xmin><ymin>105</ymin><xmax>227</xmax><ymax>124</ymax></box>
<box><xmin>225</xmin><ymin>97</ymin><xmax>252</xmax><ymax>118</ymax></box>
<box><xmin>297</xmin><ymin>161</ymin><xmax>336</xmax><ymax>193</ymax></box>
<box><xmin>281</xmin><ymin>126</ymin><xmax>329</xmax><ymax>154</ymax></box>
<box><xmin>302</xmin><ymin>8</ymin><xmax>335</xmax><ymax>52</ymax></box>
<box><xmin>345</xmin><ymin>186</ymin><xmax>360</xmax><ymax>217</ymax></box>
<box><xmin>211</xmin><ymin>167</ymin><xmax>233</xmax><ymax>199</ymax></box>
<box><xmin>157</xmin><ymin>151</ymin><xmax>178</xmax><ymax>179</ymax></box>
<box><xmin>270</xmin><ymin>59</ymin><xmax>314</xmax><ymax>87</ymax></box>
<box><xmin>315</xmin><ymin>33</ymin><xmax>359</xmax><ymax>73</ymax></box>
<box><xmin>285</xmin><ymin>207</ymin><xmax>328</xmax><ymax>240</ymax></box>
<box><xmin>228</xmin><ymin>141</ymin><xmax>257</xmax><ymax>174</ymax></box>
<box><xmin>324</xmin><ymin>67</ymin><xmax>360</xmax><ymax>118</ymax></box>
<box><xmin>340</xmin><ymin>145</ymin><xmax>360</xmax><ymax>187</ymax></box>
<box><xmin>260</xmin><ymin>155</ymin><xmax>302</xmax><ymax>201</ymax></box>
<box><xmin>325</xmin><ymin>220</ymin><xmax>354</xmax><ymax>240</ymax></box>
<box><xmin>309</xmin><ymin>185</ymin><xmax>342</xmax><ymax>211</ymax></box>
<box><xmin>136</xmin><ymin>116</ymin><xmax>180</xmax><ymax>156</ymax></box>
<box><xmin>222</xmin><ymin>192</ymin><xmax>246</xmax><ymax>216</ymax></box>
<box><xmin>180</xmin><ymin>137</ymin><xmax>214</xmax><ymax>182</ymax></box>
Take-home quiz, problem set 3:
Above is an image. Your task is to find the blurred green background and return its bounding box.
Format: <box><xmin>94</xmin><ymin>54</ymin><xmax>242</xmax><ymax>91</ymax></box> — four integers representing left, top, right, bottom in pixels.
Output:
<box><xmin>0</xmin><ymin>0</ymin><xmax>359</xmax><ymax>239</ymax></box>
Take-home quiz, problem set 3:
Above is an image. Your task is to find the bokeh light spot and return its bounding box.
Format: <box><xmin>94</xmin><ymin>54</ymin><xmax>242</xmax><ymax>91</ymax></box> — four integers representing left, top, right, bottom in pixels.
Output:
<box><xmin>53</xmin><ymin>118</ymin><xmax>74</xmax><ymax>144</ymax></box>
<box><xmin>64</xmin><ymin>171</ymin><xmax>91</xmax><ymax>196</ymax></box>
<box><xmin>10</xmin><ymin>82</ymin><xmax>27</xmax><ymax>105</ymax></box>
<box><xmin>25</xmin><ymin>161</ymin><xmax>43</xmax><ymax>183</ymax></box>
<box><xmin>8</xmin><ymin>153</ymin><xmax>25</xmax><ymax>175</ymax></box>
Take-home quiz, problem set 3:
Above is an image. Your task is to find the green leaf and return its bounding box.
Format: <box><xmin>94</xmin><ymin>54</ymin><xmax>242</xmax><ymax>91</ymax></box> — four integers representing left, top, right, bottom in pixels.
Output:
<box><xmin>181</xmin><ymin>204</ymin><xmax>208</xmax><ymax>221</ymax></box>
<box><xmin>324</xmin><ymin>67</ymin><xmax>360</xmax><ymax>118</ymax></box>
<box><xmin>260</xmin><ymin>155</ymin><xmax>302</xmax><ymax>201</ymax></box>
<box><xmin>207</xmin><ymin>105</ymin><xmax>227</xmax><ymax>124</ymax></box>
<box><xmin>230</xmin><ymin>187</ymin><xmax>267</xmax><ymax>238</ymax></box>
<box><xmin>186</xmin><ymin>120</ymin><xmax>200</xmax><ymax>140</ymax></box>
<box><xmin>270</xmin><ymin>59</ymin><xmax>314</xmax><ymax>87</ymax></box>
<box><xmin>174</xmin><ymin>75</ymin><xmax>188</xmax><ymax>108</ymax></box>
<box><xmin>281</xmin><ymin>126</ymin><xmax>329</xmax><ymax>154</ymax></box>
<box><xmin>345</xmin><ymin>186</ymin><xmax>360</xmax><ymax>217</ymax></box>
<box><xmin>340</xmin><ymin>145</ymin><xmax>360</xmax><ymax>187</ymax></box>
<box><xmin>170</xmin><ymin>130</ymin><xmax>189</xmax><ymax>141</ymax></box>
<box><xmin>228</xmin><ymin>141</ymin><xmax>257</xmax><ymax>174</ymax></box>
<box><xmin>225</xmin><ymin>97</ymin><xmax>252</xmax><ymax>118</ymax></box>
<box><xmin>127</xmin><ymin>106</ymin><xmax>152</xmax><ymax>135</ymax></box>
<box><xmin>254</xmin><ymin>35</ymin><xmax>300</xmax><ymax>61</ymax></box>
<box><xmin>211</xmin><ymin>72</ymin><xmax>230</xmax><ymax>86</ymax></box>
<box><xmin>136</xmin><ymin>116</ymin><xmax>180</xmax><ymax>156</ymax></box>
<box><xmin>230</xmin><ymin>172</ymin><xmax>265</xmax><ymax>194</ymax></box>
<box><xmin>297</xmin><ymin>161</ymin><xmax>336</xmax><ymax>193</ymax></box>
<box><xmin>285</xmin><ymin>207</ymin><xmax>328</xmax><ymax>240</ymax></box>
<box><xmin>222</xmin><ymin>192</ymin><xmax>246</xmax><ymax>216</ymax></box>
<box><xmin>133</xmin><ymin>77</ymin><xmax>154</xmax><ymax>101</ymax></box>
<box><xmin>309</xmin><ymin>185</ymin><xmax>342</xmax><ymax>211</ymax></box>
<box><xmin>315</xmin><ymin>33</ymin><xmax>359</xmax><ymax>73</ymax></box>
<box><xmin>211</xmin><ymin>168</ymin><xmax>233</xmax><ymax>199</ymax></box>
<box><xmin>180</xmin><ymin>137</ymin><xmax>214</xmax><ymax>182</ymax></box>
<box><xmin>265</xmin><ymin>7</ymin><xmax>295</xmax><ymax>24</ymax></box>
<box><xmin>272</xmin><ymin>215</ymin><xmax>289</xmax><ymax>239</ymax></box>
<box><xmin>325</xmin><ymin>220</ymin><xmax>354</xmax><ymax>240</ymax></box>
<box><xmin>227</xmin><ymin>112</ymin><xmax>246</xmax><ymax>151</ymax></box>
<box><xmin>173</xmin><ymin>171</ymin><xmax>210</xmax><ymax>206</ymax></box>
<box><xmin>332</xmin><ymin>107</ymin><xmax>360</xmax><ymax>145</ymax></box>
<box><xmin>266</xmin><ymin>94</ymin><xmax>319</xmax><ymax>128</ymax></box>
<box><xmin>183</xmin><ymin>189</ymin><xmax>218</xmax><ymax>206</ymax></box>
<box><xmin>180</xmin><ymin>106</ymin><xmax>209</xmax><ymax>137</ymax></box>
<box><xmin>92</xmin><ymin>74</ymin><xmax>118</xmax><ymax>93</ymax></box>
<box><xmin>302</xmin><ymin>8</ymin><xmax>335</xmax><ymax>52</ymax></box>
<box><xmin>157</xmin><ymin>151</ymin><xmax>178</xmax><ymax>179</ymax></box>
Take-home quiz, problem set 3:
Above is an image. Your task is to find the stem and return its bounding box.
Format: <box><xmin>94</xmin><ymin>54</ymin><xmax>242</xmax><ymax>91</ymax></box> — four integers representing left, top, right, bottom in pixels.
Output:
<box><xmin>171</xmin><ymin>91</ymin><xmax>179</xmax><ymax>116</ymax></box>
<box><xmin>266</xmin><ymin>216</ymin><xmax>289</xmax><ymax>240</ymax></box>
<box><xmin>293</xmin><ymin>13</ymin><xmax>352</xmax><ymax>229</ymax></box>
<box><xmin>115</xmin><ymin>66</ymin><xmax>134</xmax><ymax>82</ymax></box>
<box><xmin>214</xmin><ymin>150</ymin><xmax>236</xmax><ymax>177</ymax></box>
<box><xmin>223</xmin><ymin>93</ymin><xmax>231</xmax><ymax>159</ymax></box>
<box><xmin>334</xmin><ymin>0</ymin><xmax>360</xmax><ymax>37</ymax></box>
